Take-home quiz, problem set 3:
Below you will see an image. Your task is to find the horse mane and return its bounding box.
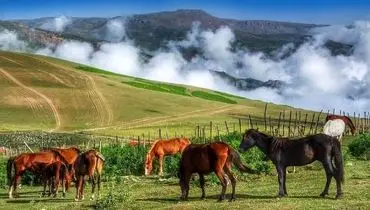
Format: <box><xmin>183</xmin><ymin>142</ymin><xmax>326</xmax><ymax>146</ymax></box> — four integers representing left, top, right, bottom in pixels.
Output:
<box><xmin>49</xmin><ymin>150</ymin><xmax>69</xmax><ymax>165</ymax></box>
<box><xmin>145</xmin><ymin>139</ymin><xmax>161</xmax><ymax>163</ymax></box>
<box><xmin>270</xmin><ymin>138</ymin><xmax>288</xmax><ymax>153</ymax></box>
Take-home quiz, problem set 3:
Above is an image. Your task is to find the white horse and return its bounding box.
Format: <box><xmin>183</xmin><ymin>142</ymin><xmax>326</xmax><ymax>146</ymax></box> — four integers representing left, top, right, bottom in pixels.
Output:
<box><xmin>323</xmin><ymin>119</ymin><xmax>346</xmax><ymax>142</ymax></box>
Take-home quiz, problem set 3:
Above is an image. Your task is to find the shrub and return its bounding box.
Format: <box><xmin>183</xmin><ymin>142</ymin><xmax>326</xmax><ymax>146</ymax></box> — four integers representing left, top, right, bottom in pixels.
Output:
<box><xmin>95</xmin><ymin>184</ymin><xmax>132</xmax><ymax>210</ymax></box>
<box><xmin>348</xmin><ymin>134</ymin><xmax>370</xmax><ymax>160</ymax></box>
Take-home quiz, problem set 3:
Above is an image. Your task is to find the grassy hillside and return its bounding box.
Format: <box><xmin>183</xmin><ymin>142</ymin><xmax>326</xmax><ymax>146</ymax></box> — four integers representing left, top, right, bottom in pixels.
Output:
<box><xmin>0</xmin><ymin>51</ymin><xmax>314</xmax><ymax>136</ymax></box>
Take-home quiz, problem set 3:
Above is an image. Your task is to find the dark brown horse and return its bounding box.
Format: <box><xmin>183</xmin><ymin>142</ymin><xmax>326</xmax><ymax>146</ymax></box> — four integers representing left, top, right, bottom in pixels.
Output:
<box><xmin>8</xmin><ymin>151</ymin><xmax>69</xmax><ymax>199</ymax></box>
<box><xmin>239</xmin><ymin>129</ymin><xmax>344</xmax><ymax>199</ymax></box>
<box><xmin>326</xmin><ymin>115</ymin><xmax>356</xmax><ymax>135</ymax></box>
<box><xmin>179</xmin><ymin>142</ymin><xmax>254</xmax><ymax>202</ymax></box>
<box><xmin>42</xmin><ymin>161</ymin><xmax>72</xmax><ymax>197</ymax></box>
<box><xmin>73</xmin><ymin>149</ymin><xmax>104</xmax><ymax>201</ymax></box>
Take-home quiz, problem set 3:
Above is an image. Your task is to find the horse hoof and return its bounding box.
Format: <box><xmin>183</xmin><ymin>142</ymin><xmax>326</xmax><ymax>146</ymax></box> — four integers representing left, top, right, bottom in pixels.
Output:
<box><xmin>90</xmin><ymin>195</ymin><xmax>95</xmax><ymax>201</ymax></box>
<box><xmin>277</xmin><ymin>194</ymin><xmax>285</xmax><ymax>198</ymax></box>
<box><xmin>74</xmin><ymin>198</ymin><xmax>79</xmax><ymax>202</ymax></box>
<box><xmin>217</xmin><ymin>197</ymin><xmax>225</xmax><ymax>202</ymax></box>
<box><xmin>200</xmin><ymin>196</ymin><xmax>206</xmax><ymax>200</ymax></box>
<box><xmin>335</xmin><ymin>194</ymin><xmax>343</xmax><ymax>200</ymax></box>
<box><xmin>228</xmin><ymin>197</ymin><xmax>236</xmax><ymax>202</ymax></box>
<box><xmin>320</xmin><ymin>192</ymin><xmax>328</xmax><ymax>197</ymax></box>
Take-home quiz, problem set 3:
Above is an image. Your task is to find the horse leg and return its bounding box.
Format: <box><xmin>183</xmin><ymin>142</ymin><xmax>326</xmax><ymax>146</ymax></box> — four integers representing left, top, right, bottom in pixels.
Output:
<box><xmin>224</xmin><ymin>166</ymin><xmax>236</xmax><ymax>202</ymax></box>
<box><xmin>276</xmin><ymin>165</ymin><xmax>286</xmax><ymax>197</ymax></box>
<box><xmin>199</xmin><ymin>173</ymin><xmax>206</xmax><ymax>200</ymax></box>
<box><xmin>42</xmin><ymin>178</ymin><xmax>47</xmax><ymax>197</ymax></box>
<box><xmin>90</xmin><ymin>175</ymin><xmax>96</xmax><ymax>200</ymax></box>
<box><xmin>75</xmin><ymin>176</ymin><xmax>83</xmax><ymax>201</ymax></box>
<box><xmin>320</xmin><ymin>158</ymin><xmax>333</xmax><ymax>197</ymax></box>
<box><xmin>54</xmin><ymin>168</ymin><xmax>61</xmax><ymax>198</ymax></box>
<box><xmin>283</xmin><ymin>167</ymin><xmax>288</xmax><ymax>196</ymax></box>
<box><xmin>158</xmin><ymin>155</ymin><xmax>164</xmax><ymax>176</ymax></box>
<box><xmin>180</xmin><ymin>172</ymin><xmax>191</xmax><ymax>201</ymax></box>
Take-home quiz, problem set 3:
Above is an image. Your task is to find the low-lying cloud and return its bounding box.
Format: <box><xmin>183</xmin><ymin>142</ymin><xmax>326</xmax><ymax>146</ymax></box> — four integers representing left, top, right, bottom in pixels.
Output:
<box><xmin>2</xmin><ymin>18</ymin><xmax>370</xmax><ymax>113</ymax></box>
<box><xmin>40</xmin><ymin>15</ymin><xmax>72</xmax><ymax>32</ymax></box>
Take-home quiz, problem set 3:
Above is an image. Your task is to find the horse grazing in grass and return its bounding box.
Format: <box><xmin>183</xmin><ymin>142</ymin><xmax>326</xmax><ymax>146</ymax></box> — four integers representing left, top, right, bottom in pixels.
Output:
<box><xmin>7</xmin><ymin>151</ymin><xmax>69</xmax><ymax>199</ymax></box>
<box><xmin>179</xmin><ymin>142</ymin><xmax>255</xmax><ymax>202</ymax></box>
<box><xmin>145</xmin><ymin>137</ymin><xmax>190</xmax><ymax>176</ymax></box>
<box><xmin>324</xmin><ymin>115</ymin><xmax>356</xmax><ymax>142</ymax></box>
<box><xmin>41</xmin><ymin>147</ymin><xmax>81</xmax><ymax>166</ymax></box>
<box><xmin>42</xmin><ymin>161</ymin><xmax>72</xmax><ymax>197</ymax></box>
<box><xmin>73</xmin><ymin>149</ymin><xmax>104</xmax><ymax>201</ymax></box>
<box><xmin>239</xmin><ymin>129</ymin><xmax>344</xmax><ymax>199</ymax></box>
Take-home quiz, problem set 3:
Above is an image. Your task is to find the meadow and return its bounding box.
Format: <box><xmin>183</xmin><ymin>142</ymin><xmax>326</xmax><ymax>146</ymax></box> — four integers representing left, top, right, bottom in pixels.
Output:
<box><xmin>0</xmin><ymin>133</ymin><xmax>369</xmax><ymax>210</ymax></box>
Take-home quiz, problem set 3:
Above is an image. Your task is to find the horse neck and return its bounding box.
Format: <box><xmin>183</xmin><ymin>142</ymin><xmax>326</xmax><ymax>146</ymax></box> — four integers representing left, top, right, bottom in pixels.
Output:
<box><xmin>344</xmin><ymin>117</ymin><xmax>356</xmax><ymax>134</ymax></box>
<box><xmin>254</xmin><ymin>133</ymin><xmax>271</xmax><ymax>155</ymax></box>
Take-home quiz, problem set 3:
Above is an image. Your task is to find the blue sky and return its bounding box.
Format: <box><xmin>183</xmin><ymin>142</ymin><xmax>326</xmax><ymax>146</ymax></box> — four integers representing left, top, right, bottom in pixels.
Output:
<box><xmin>1</xmin><ymin>0</ymin><xmax>370</xmax><ymax>24</ymax></box>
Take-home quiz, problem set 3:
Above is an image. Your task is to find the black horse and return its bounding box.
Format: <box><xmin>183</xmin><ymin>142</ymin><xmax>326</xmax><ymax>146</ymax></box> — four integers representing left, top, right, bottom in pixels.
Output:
<box><xmin>239</xmin><ymin>129</ymin><xmax>344</xmax><ymax>199</ymax></box>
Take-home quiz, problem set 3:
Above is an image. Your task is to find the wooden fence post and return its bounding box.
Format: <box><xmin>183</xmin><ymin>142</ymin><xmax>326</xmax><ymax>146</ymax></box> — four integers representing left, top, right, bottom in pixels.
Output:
<box><xmin>314</xmin><ymin>110</ymin><xmax>323</xmax><ymax>134</ymax></box>
<box><xmin>277</xmin><ymin>112</ymin><xmax>282</xmax><ymax>136</ymax></box>
<box><xmin>288</xmin><ymin>110</ymin><xmax>292</xmax><ymax>137</ymax></box>
<box><xmin>308</xmin><ymin>113</ymin><xmax>316</xmax><ymax>135</ymax></box>
<box><xmin>264</xmin><ymin>103</ymin><xmax>268</xmax><ymax>132</ymax></box>
<box><xmin>159</xmin><ymin>128</ymin><xmax>162</xmax><ymax>139</ymax></box>
<box><xmin>249</xmin><ymin>115</ymin><xmax>254</xmax><ymax>130</ymax></box>
<box><xmin>225</xmin><ymin>121</ymin><xmax>230</xmax><ymax>134</ymax></box>
<box><xmin>238</xmin><ymin>119</ymin><xmax>242</xmax><ymax>133</ymax></box>
<box><xmin>282</xmin><ymin>111</ymin><xmax>285</xmax><ymax>136</ymax></box>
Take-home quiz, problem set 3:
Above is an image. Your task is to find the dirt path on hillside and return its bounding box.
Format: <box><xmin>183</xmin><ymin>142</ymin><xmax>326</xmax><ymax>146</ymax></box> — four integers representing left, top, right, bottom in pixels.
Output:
<box><xmin>28</xmin><ymin>56</ymin><xmax>113</xmax><ymax>126</ymax></box>
<box><xmin>0</xmin><ymin>56</ymin><xmax>24</xmax><ymax>66</ymax></box>
<box><xmin>83</xmin><ymin>104</ymin><xmax>236</xmax><ymax>132</ymax></box>
<box><xmin>0</xmin><ymin>68</ymin><xmax>61</xmax><ymax>131</ymax></box>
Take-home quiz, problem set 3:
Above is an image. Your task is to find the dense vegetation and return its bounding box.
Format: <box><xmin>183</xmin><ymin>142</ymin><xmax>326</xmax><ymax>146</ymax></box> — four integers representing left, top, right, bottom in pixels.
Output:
<box><xmin>348</xmin><ymin>133</ymin><xmax>370</xmax><ymax>160</ymax></box>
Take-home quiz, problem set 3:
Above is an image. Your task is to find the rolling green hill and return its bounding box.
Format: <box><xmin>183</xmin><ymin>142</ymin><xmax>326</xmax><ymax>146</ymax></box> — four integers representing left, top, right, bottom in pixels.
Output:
<box><xmin>0</xmin><ymin>51</ymin><xmax>312</xmax><ymax>136</ymax></box>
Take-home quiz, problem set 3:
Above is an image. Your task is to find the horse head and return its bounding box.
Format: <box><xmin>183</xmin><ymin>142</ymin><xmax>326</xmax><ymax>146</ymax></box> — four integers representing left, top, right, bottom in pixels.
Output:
<box><xmin>239</xmin><ymin>129</ymin><xmax>259</xmax><ymax>152</ymax></box>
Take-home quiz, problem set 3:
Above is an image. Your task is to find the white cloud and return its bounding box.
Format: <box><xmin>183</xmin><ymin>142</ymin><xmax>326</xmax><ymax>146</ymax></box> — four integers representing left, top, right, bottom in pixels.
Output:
<box><xmin>40</xmin><ymin>16</ymin><xmax>72</xmax><ymax>32</ymax></box>
<box><xmin>0</xmin><ymin>30</ymin><xmax>27</xmax><ymax>51</ymax></box>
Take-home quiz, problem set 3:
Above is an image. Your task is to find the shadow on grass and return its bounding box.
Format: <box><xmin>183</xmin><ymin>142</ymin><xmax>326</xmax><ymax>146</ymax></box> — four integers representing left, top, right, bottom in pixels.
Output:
<box><xmin>6</xmin><ymin>198</ymin><xmax>73</xmax><ymax>204</ymax></box>
<box><xmin>137</xmin><ymin>193</ymin><xmax>336</xmax><ymax>203</ymax></box>
<box><xmin>136</xmin><ymin>194</ymin><xmax>276</xmax><ymax>203</ymax></box>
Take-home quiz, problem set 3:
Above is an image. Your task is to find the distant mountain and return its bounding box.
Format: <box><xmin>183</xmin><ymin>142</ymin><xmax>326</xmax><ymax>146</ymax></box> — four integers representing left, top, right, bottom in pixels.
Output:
<box><xmin>211</xmin><ymin>70</ymin><xmax>284</xmax><ymax>91</ymax></box>
<box><xmin>9</xmin><ymin>10</ymin><xmax>320</xmax><ymax>52</ymax></box>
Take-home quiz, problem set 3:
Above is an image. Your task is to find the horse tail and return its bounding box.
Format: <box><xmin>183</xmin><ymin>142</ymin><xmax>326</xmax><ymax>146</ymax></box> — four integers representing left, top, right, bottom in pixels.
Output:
<box><xmin>332</xmin><ymin>138</ymin><xmax>344</xmax><ymax>184</ymax></box>
<box><xmin>7</xmin><ymin>157</ymin><xmax>15</xmax><ymax>187</ymax></box>
<box><xmin>96</xmin><ymin>151</ymin><xmax>105</xmax><ymax>162</ymax></box>
<box><xmin>228</xmin><ymin>147</ymin><xmax>254</xmax><ymax>174</ymax></box>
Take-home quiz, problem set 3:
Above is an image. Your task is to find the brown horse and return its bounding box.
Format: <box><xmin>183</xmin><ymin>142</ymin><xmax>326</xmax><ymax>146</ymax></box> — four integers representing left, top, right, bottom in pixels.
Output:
<box><xmin>239</xmin><ymin>129</ymin><xmax>344</xmax><ymax>199</ymax></box>
<box><xmin>326</xmin><ymin>115</ymin><xmax>356</xmax><ymax>135</ymax></box>
<box><xmin>145</xmin><ymin>137</ymin><xmax>190</xmax><ymax>176</ymax></box>
<box><xmin>179</xmin><ymin>142</ymin><xmax>254</xmax><ymax>202</ymax></box>
<box><xmin>73</xmin><ymin>149</ymin><xmax>104</xmax><ymax>201</ymax></box>
<box><xmin>41</xmin><ymin>147</ymin><xmax>81</xmax><ymax>165</ymax></box>
<box><xmin>42</xmin><ymin>161</ymin><xmax>72</xmax><ymax>197</ymax></box>
<box><xmin>8</xmin><ymin>151</ymin><xmax>69</xmax><ymax>199</ymax></box>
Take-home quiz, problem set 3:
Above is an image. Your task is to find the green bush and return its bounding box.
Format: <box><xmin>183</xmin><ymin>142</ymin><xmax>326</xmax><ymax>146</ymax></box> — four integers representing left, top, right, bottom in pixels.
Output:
<box><xmin>220</xmin><ymin>132</ymin><xmax>271</xmax><ymax>174</ymax></box>
<box><xmin>95</xmin><ymin>184</ymin><xmax>132</xmax><ymax>210</ymax></box>
<box><xmin>101</xmin><ymin>145</ymin><xmax>181</xmax><ymax>178</ymax></box>
<box><xmin>348</xmin><ymin>134</ymin><xmax>370</xmax><ymax>160</ymax></box>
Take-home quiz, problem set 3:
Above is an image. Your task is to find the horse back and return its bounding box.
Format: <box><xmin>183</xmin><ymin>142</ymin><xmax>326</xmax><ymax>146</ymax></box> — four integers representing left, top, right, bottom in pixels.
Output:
<box><xmin>180</xmin><ymin>142</ymin><xmax>229</xmax><ymax>174</ymax></box>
